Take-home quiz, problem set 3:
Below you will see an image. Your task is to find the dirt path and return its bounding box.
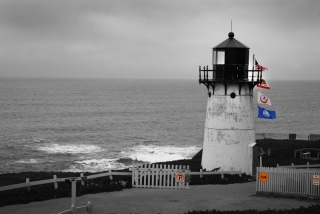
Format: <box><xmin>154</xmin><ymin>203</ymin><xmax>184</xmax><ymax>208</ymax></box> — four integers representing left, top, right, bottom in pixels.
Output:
<box><xmin>0</xmin><ymin>182</ymin><xmax>317</xmax><ymax>214</ymax></box>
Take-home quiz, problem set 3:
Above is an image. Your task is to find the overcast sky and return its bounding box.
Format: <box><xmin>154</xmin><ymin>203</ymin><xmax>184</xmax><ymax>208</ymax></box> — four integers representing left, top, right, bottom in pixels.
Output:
<box><xmin>0</xmin><ymin>0</ymin><xmax>319</xmax><ymax>80</ymax></box>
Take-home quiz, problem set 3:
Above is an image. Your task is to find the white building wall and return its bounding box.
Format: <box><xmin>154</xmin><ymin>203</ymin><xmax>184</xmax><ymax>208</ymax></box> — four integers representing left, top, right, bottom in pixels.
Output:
<box><xmin>201</xmin><ymin>82</ymin><xmax>256</xmax><ymax>175</ymax></box>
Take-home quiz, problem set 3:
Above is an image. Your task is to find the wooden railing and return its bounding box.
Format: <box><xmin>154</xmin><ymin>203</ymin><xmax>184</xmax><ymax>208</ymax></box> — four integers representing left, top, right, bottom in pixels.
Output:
<box><xmin>0</xmin><ymin>169</ymin><xmax>131</xmax><ymax>192</ymax></box>
<box><xmin>1</xmin><ymin>167</ymin><xmax>242</xmax><ymax>192</ymax></box>
<box><xmin>0</xmin><ymin>166</ymin><xmax>243</xmax><ymax>213</ymax></box>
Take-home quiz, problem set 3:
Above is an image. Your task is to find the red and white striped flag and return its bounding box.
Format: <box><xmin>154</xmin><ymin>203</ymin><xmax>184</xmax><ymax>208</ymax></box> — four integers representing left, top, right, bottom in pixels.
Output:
<box><xmin>255</xmin><ymin>59</ymin><xmax>268</xmax><ymax>71</ymax></box>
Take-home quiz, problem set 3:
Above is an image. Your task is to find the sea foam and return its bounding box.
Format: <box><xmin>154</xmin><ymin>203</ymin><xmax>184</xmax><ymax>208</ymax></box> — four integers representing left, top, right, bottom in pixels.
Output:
<box><xmin>66</xmin><ymin>158</ymin><xmax>126</xmax><ymax>172</ymax></box>
<box><xmin>120</xmin><ymin>144</ymin><xmax>201</xmax><ymax>164</ymax></box>
<box><xmin>36</xmin><ymin>143</ymin><xmax>104</xmax><ymax>154</ymax></box>
<box><xmin>14</xmin><ymin>159</ymin><xmax>43</xmax><ymax>164</ymax></box>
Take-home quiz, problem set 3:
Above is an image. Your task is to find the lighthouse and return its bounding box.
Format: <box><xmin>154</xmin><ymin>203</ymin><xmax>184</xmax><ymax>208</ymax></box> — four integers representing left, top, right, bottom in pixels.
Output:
<box><xmin>199</xmin><ymin>32</ymin><xmax>262</xmax><ymax>175</ymax></box>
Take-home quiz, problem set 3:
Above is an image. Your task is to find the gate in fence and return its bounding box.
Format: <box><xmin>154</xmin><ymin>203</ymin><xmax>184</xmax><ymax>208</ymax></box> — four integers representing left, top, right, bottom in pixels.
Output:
<box><xmin>132</xmin><ymin>163</ymin><xmax>190</xmax><ymax>189</ymax></box>
<box><xmin>256</xmin><ymin>167</ymin><xmax>320</xmax><ymax>196</ymax></box>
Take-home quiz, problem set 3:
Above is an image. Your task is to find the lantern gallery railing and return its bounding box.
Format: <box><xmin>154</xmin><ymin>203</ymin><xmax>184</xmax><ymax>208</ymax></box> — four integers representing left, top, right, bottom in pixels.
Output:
<box><xmin>199</xmin><ymin>65</ymin><xmax>262</xmax><ymax>83</ymax></box>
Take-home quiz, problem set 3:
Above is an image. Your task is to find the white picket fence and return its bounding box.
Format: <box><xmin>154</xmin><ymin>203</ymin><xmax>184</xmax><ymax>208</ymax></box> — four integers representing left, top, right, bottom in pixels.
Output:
<box><xmin>132</xmin><ymin>164</ymin><xmax>190</xmax><ymax>189</ymax></box>
<box><xmin>256</xmin><ymin>167</ymin><xmax>320</xmax><ymax>196</ymax></box>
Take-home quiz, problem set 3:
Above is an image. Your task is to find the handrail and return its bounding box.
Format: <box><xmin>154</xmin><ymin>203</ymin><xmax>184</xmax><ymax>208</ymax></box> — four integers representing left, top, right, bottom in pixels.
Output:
<box><xmin>0</xmin><ymin>169</ymin><xmax>242</xmax><ymax>192</ymax></box>
<box><xmin>0</xmin><ymin>170</ymin><xmax>132</xmax><ymax>192</ymax></box>
<box><xmin>199</xmin><ymin>66</ymin><xmax>262</xmax><ymax>83</ymax></box>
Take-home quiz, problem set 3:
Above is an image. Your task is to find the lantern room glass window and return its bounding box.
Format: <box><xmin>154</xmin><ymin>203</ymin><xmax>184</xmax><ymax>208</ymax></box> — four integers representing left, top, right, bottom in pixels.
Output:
<box><xmin>213</xmin><ymin>50</ymin><xmax>225</xmax><ymax>65</ymax></box>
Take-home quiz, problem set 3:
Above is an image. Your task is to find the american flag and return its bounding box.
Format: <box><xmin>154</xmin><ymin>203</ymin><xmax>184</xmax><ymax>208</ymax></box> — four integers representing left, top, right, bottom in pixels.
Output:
<box><xmin>255</xmin><ymin>59</ymin><xmax>268</xmax><ymax>71</ymax></box>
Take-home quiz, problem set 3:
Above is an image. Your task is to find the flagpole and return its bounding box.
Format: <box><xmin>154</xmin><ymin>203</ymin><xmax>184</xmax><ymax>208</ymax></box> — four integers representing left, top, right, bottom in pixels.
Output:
<box><xmin>253</xmin><ymin>54</ymin><xmax>255</xmax><ymax>71</ymax></box>
<box><xmin>253</xmin><ymin>54</ymin><xmax>258</xmax><ymax>119</ymax></box>
<box><xmin>252</xmin><ymin>54</ymin><xmax>255</xmax><ymax>81</ymax></box>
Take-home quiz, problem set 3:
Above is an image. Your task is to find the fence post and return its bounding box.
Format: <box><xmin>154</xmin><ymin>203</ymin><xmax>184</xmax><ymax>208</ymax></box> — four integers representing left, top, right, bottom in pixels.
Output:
<box><xmin>71</xmin><ymin>204</ymin><xmax>76</xmax><ymax>214</ymax></box>
<box><xmin>164</xmin><ymin>165</ymin><xmax>168</xmax><ymax>188</ymax></box>
<box><xmin>200</xmin><ymin>169</ymin><xmax>203</xmax><ymax>178</ymax></box>
<box><xmin>170</xmin><ymin>164</ymin><xmax>174</xmax><ymax>188</ymax></box>
<box><xmin>87</xmin><ymin>201</ymin><xmax>93</xmax><ymax>214</ymax></box>
<box><xmin>155</xmin><ymin>164</ymin><xmax>159</xmax><ymax>188</ymax></box>
<box><xmin>256</xmin><ymin>167</ymin><xmax>259</xmax><ymax>192</ymax></box>
<box><xmin>132</xmin><ymin>161</ymin><xmax>135</xmax><ymax>187</ymax></box>
<box><xmin>53</xmin><ymin>175</ymin><xmax>58</xmax><ymax>189</ymax></box>
<box><xmin>80</xmin><ymin>173</ymin><xmax>85</xmax><ymax>186</ymax></box>
<box><xmin>152</xmin><ymin>164</ymin><xmax>156</xmax><ymax>188</ymax></box>
<box><xmin>144</xmin><ymin>164</ymin><xmax>147</xmax><ymax>188</ymax></box>
<box><xmin>159</xmin><ymin>164</ymin><xmax>163</xmax><ymax>189</ymax></box>
<box><xmin>109</xmin><ymin>168</ymin><xmax>113</xmax><ymax>181</ymax></box>
<box><xmin>179</xmin><ymin>165</ymin><xmax>183</xmax><ymax>189</ymax></box>
<box><xmin>71</xmin><ymin>180</ymin><xmax>77</xmax><ymax>213</ymax></box>
<box><xmin>26</xmin><ymin>178</ymin><xmax>30</xmax><ymax>192</ymax></box>
<box><xmin>186</xmin><ymin>165</ymin><xmax>190</xmax><ymax>189</ymax></box>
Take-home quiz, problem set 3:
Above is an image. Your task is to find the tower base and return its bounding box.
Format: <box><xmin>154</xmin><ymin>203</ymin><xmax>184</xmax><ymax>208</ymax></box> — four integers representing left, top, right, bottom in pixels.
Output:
<box><xmin>201</xmin><ymin>83</ymin><xmax>257</xmax><ymax>175</ymax></box>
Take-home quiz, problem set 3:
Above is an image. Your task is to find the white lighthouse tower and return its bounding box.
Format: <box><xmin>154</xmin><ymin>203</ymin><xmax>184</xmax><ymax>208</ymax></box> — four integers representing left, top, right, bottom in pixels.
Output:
<box><xmin>199</xmin><ymin>32</ymin><xmax>262</xmax><ymax>176</ymax></box>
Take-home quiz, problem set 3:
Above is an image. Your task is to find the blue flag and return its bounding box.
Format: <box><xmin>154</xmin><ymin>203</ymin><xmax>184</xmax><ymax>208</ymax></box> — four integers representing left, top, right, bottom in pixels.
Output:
<box><xmin>258</xmin><ymin>106</ymin><xmax>276</xmax><ymax>119</ymax></box>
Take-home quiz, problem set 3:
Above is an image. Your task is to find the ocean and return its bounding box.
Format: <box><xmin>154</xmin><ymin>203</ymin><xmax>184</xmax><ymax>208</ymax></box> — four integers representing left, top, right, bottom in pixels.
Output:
<box><xmin>1</xmin><ymin>78</ymin><xmax>319</xmax><ymax>173</ymax></box>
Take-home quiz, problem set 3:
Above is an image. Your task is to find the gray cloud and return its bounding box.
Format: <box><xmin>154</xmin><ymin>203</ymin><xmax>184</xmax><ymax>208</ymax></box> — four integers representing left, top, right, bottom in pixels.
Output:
<box><xmin>0</xmin><ymin>0</ymin><xmax>319</xmax><ymax>80</ymax></box>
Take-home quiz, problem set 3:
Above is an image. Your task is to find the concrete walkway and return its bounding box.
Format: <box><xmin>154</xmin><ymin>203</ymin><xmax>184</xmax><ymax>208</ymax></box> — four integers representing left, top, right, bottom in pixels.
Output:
<box><xmin>0</xmin><ymin>182</ymin><xmax>318</xmax><ymax>214</ymax></box>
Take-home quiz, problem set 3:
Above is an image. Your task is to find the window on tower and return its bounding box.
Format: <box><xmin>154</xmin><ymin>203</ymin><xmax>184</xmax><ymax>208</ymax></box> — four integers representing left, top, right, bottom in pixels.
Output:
<box><xmin>213</xmin><ymin>50</ymin><xmax>225</xmax><ymax>65</ymax></box>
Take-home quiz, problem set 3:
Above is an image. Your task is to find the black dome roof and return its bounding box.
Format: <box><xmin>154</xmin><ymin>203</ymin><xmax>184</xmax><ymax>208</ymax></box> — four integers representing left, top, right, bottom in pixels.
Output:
<box><xmin>213</xmin><ymin>32</ymin><xmax>249</xmax><ymax>49</ymax></box>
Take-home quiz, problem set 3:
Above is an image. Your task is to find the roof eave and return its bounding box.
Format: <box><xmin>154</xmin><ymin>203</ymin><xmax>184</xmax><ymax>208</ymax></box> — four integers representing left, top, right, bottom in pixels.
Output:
<box><xmin>212</xmin><ymin>38</ymin><xmax>250</xmax><ymax>49</ymax></box>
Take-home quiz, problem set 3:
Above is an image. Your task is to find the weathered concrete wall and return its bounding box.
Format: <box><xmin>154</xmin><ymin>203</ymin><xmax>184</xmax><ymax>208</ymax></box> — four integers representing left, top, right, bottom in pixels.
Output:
<box><xmin>201</xmin><ymin>82</ymin><xmax>256</xmax><ymax>175</ymax></box>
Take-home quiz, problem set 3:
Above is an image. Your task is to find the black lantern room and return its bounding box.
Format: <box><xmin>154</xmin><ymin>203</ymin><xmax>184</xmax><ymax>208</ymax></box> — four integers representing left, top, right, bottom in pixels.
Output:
<box><xmin>199</xmin><ymin>32</ymin><xmax>262</xmax><ymax>91</ymax></box>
